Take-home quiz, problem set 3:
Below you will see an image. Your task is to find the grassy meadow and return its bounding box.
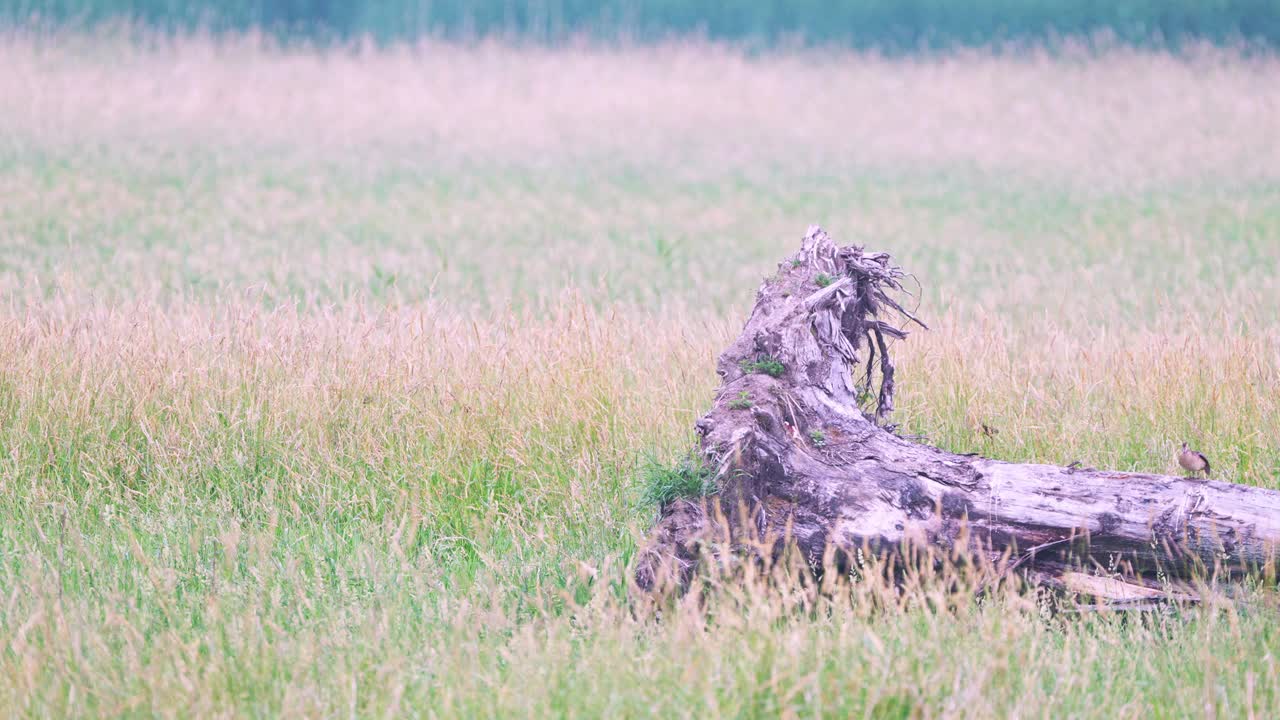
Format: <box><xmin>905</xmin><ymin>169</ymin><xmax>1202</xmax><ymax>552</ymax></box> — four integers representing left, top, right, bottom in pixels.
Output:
<box><xmin>2</xmin><ymin>34</ymin><xmax>1280</xmax><ymax>717</ymax></box>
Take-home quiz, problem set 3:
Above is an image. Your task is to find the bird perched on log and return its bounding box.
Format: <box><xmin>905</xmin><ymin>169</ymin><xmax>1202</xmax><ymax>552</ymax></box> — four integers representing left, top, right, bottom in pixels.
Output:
<box><xmin>1178</xmin><ymin>442</ymin><xmax>1211</xmax><ymax>478</ymax></box>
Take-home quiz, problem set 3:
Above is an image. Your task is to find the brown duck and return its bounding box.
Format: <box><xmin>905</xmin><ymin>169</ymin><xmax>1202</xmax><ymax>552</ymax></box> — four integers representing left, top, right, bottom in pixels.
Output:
<box><xmin>1177</xmin><ymin>442</ymin><xmax>1211</xmax><ymax>478</ymax></box>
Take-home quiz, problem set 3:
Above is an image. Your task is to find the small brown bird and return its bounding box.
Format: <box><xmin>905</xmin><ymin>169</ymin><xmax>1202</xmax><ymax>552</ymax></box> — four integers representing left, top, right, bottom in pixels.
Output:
<box><xmin>1177</xmin><ymin>442</ymin><xmax>1211</xmax><ymax>478</ymax></box>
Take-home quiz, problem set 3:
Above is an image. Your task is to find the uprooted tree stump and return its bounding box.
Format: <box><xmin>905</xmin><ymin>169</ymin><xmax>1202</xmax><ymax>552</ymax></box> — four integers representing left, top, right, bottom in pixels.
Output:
<box><xmin>636</xmin><ymin>226</ymin><xmax>1280</xmax><ymax>606</ymax></box>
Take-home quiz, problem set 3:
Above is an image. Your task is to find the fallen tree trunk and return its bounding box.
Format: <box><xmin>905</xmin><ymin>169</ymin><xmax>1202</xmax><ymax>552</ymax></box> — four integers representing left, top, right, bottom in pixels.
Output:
<box><xmin>636</xmin><ymin>226</ymin><xmax>1280</xmax><ymax>604</ymax></box>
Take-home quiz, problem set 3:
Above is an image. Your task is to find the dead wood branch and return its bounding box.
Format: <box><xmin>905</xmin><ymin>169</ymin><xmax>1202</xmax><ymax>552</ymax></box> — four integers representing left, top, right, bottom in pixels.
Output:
<box><xmin>636</xmin><ymin>226</ymin><xmax>1280</xmax><ymax>605</ymax></box>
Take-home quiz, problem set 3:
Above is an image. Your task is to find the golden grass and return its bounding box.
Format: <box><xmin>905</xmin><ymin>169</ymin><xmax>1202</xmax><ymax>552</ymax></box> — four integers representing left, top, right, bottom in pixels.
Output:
<box><xmin>1</xmin><ymin>34</ymin><xmax>1279</xmax><ymax>717</ymax></box>
<box><xmin>1</xmin><ymin>297</ymin><xmax>1279</xmax><ymax>716</ymax></box>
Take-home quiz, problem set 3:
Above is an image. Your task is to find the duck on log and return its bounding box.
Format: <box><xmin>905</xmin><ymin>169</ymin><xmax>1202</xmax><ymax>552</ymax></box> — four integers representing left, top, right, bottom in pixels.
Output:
<box><xmin>635</xmin><ymin>226</ymin><xmax>1280</xmax><ymax>605</ymax></box>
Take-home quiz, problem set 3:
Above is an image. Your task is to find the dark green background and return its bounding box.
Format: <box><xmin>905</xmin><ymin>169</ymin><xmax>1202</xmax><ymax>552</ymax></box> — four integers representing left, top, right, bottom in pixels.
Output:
<box><xmin>6</xmin><ymin>0</ymin><xmax>1280</xmax><ymax>49</ymax></box>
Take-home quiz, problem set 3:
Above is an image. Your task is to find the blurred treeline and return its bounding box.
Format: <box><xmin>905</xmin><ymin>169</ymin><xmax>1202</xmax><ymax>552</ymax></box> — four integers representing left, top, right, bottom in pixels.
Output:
<box><xmin>4</xmin><ymin>0</ymin><xmax>1280</xmax><ymax>48</ymax></box>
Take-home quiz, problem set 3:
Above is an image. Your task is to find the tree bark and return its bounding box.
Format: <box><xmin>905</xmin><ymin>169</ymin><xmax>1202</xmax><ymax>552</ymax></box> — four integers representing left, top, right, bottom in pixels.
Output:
<box><xmin>636</xmin><ymin>226</ymin><xmax>1280</xmax><ymax>604</ymax></box>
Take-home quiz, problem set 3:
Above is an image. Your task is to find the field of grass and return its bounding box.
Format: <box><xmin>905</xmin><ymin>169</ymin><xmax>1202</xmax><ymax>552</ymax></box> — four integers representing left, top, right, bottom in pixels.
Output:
<box><xmin>2</xmin><ymin>34</ymin><xmax>1280</xmax><ymax>717</ymax></box>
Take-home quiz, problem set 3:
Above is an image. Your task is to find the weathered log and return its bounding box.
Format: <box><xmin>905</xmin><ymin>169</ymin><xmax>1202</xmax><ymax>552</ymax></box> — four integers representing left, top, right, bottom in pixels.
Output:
<box><xmin>636</xmin><ymin>226</ymin><xmax>1280</xmax><ymax>603</ymax></box>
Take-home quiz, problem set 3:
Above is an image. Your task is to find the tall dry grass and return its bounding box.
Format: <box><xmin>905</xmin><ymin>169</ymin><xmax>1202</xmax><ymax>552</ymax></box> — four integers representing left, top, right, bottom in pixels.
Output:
<box><xmin>1</xmin><ymin>295</ymin><xmax>1278</xmax><ymax>716</ymax></box>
